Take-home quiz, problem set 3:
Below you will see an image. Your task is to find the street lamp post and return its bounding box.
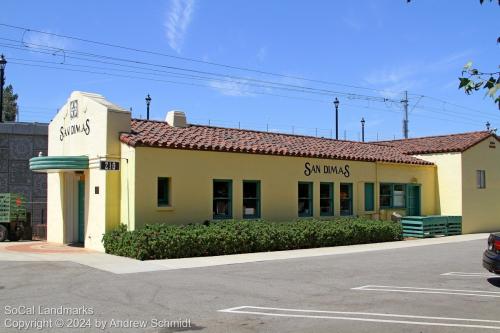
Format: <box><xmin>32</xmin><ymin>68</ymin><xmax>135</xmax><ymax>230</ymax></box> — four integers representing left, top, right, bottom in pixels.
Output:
<box><xmin>145</xmin><ymin>94</ymin><xmax>152</xmax><ymax>120</ymax></box>
<box><xmin>0</xmin><ymin>55</ymin><xmax>7</xmax><ymax>123</ymax></box>
<box><xmin>334</xmin><ymin>97</ymin><xmax>339</xmax><ymax>140</ymax></box>
<box><xmin>361</xmin><ymin>117</ymin><xmax>365</xmax><ymax>142</ymax></box>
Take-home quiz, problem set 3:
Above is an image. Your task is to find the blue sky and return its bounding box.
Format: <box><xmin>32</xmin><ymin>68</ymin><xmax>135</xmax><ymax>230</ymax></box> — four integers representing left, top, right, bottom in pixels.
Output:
<box><xmin>0</xmin><ymin>0</ymin><xmax>498</xmax><ymax>141</ymax></box>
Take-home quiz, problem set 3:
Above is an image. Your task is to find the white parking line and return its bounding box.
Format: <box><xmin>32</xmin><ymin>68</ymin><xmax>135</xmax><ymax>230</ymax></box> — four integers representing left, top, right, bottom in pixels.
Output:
<box><xmin>218</xmin><ymin>306</ymin><xmax>500</xmax><ymax>330</ymax></box>
<box><xmin>441</xmin><ymin>272</ymin><xmax>497</xmax><ymax>278</ymax></box>
<box><xmin>352</xmin><ymin>285</ymin><xmax>500</xmax><ymax>298</ymax></box>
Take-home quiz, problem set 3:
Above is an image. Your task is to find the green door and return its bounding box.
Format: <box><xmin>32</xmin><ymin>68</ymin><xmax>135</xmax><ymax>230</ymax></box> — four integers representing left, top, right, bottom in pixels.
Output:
<box><xmin>406</xmin><ymin>184</ymin><xmax>421</xmax><ymax>216</ymax></box>
<box><xmin>77</xmin><ymin>180</ymin><xmax>85</xmax><ymax>243</ymax></box>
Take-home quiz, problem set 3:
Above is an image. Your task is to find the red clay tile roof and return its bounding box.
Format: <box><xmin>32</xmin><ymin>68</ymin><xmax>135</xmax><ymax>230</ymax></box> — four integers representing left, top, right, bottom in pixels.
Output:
<box><xmin>375</xmin><ymin>131</ymin><xmax>495</xmax><ymax>155</ymax></box>
<box><xmin>119</xmin><ymin>119</ymin><xmax>432</xmax><ymax>165</ymax></box>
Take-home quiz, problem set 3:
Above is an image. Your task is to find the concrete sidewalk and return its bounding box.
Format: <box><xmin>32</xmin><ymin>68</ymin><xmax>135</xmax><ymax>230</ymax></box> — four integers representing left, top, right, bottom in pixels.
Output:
<box><xmin>0</xmin><ymin>233</ymin><xmax>490</xmax><ymax>274</ymax></box>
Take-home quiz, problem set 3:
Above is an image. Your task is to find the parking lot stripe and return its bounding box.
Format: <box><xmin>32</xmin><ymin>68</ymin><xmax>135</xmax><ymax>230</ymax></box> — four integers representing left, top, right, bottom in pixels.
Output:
<box><xmin>219</xmin><ymin>306</ymin><xmax>500</xmax><ymax>330</ymax></box>
<box><xmin>352</xmin><ymin>285</ymin><xmax>500</xmax><ymax>298</ymax></box>
<box><xmin>441</xmin><ymin>272</ymin><xmax>497</xmax><ymax>278</ymax></box>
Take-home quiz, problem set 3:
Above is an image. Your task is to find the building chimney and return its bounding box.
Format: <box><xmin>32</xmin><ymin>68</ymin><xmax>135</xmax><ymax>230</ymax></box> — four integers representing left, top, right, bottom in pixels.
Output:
<box><xmin>165</xmin><ymin>110</ymin><xmax>187</xmax><ymax>128</ymax></box>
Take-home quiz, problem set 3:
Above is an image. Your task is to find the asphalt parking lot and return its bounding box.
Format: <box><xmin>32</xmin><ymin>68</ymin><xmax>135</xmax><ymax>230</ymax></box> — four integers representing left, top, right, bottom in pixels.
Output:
<box><xmin>0</xmin><ymin>237</ymin><xmax>498</xmax><ymax>332</ymax></box>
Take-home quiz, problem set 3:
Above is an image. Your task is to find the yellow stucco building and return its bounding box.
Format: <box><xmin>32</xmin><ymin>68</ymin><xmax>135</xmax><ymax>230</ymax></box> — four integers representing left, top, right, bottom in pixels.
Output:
<box><xmin>29</xmin><ymin>92</ymin><xmax>500</xmax><ymax>251</ymax></box>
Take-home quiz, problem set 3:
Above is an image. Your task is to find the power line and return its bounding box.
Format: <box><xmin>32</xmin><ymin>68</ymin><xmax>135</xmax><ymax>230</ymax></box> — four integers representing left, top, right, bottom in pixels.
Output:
<box><xmin>7</xmin><ymin>61</ymin><xmax>339</xmax><ymax>104</ymax></box>
<box><xmin>411</xmin><ymin>93</ymin><xmax>488</xmax><ymax>115</ymax></box>
<box><xmin>7</xmin><ymin>34</ymin><xmax>483</xmax><ymax>125</ymax></box>
<box><xmin>10</xmin><ymin>60</ymin><xmax>488</xmax><ymax>128</ymax></box>
<box><xmin>6</xmin><ymin>55</ymin><xmax>353</xmax><ymax>99</ymax></box>
<box><xmin>0</xmin><ymin>24</ymin><xmax>489</xmax><ymax>119</ymax></box>
<box><xmin>0</xmin><ymin>27</ymin><xmax>490</xmax><ymax>130</ymax></box>
<box><xmin>2</xmin><ymin>38</ymin><xmax>404</xmax><ymax>105</ymax></box>
<box><xmin>0</xmin><ymin>39</ymin><xmax>395</xmax><ymax>102</ymax></box>
<box><xmin>0</xmin><ymin>22</ymin><xmax>393</xmax><ymax>94</ymax></box>
<box><xmin>342</xmin><ymin>102</ymin><xmax>486</xmax><ymax>127</ymax></box>
<box><xmin>412</xmin><ymin>104</ymin><xmax>500</xmax><ymax>123</ymax></box>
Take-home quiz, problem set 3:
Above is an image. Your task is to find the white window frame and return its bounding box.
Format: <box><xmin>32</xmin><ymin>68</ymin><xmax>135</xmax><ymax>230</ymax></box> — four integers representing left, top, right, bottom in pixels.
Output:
<box><xmin>477</xmin><ymin>170</ymin><xmax>486</xmax><ymax>189</ymax></box>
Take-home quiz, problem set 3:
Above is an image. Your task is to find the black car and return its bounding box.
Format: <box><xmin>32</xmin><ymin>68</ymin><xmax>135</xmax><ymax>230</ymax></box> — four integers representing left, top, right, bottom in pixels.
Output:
<box><xmin>483</xmin><ymin>233</ymin><xmax>500</xmax><ymax>274</ymax></box>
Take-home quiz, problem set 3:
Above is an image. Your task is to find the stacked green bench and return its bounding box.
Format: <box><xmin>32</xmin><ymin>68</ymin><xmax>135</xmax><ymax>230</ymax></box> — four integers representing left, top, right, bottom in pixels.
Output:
<box><xmin>445</xmin><ymin>216</ymin><xmax>462</xmax><ymax>236</ymax></box>
<box><xmin>401</xmin><ymin>215</ymin><xmax>462</xmax><ymax>238</ymax></box>
<box><xmin>0</xmin><ymin>193</ymin><xmax>27</xmax><ymax>223</ymax></box>
<box><xmin>401</xmin><ymin>216</ymin><xmax>448</xmax><ymax>238</ymax></box>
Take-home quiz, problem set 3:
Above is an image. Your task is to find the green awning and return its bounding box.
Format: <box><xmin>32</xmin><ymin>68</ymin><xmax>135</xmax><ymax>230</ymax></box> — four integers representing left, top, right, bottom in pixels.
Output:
<box><xmin>29</xmin><ymin>156</ymin><xmax>89</xmax><ymax>173</ymax></box>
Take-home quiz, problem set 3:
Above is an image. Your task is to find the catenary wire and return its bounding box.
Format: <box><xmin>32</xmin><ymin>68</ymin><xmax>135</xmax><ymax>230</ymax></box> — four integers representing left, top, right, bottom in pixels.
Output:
<box><xmin>0</xmin><ymin>38</ymin><xmax>398</xmax><ymax>103</ymax></box>
<box><xmin>3</xmin><ymin>38</ymin><xmax>488</xmax><ymax>123</ymax></box>
<box><xmin>9</xmin><ymin>60</ymin><xmax>486</xmax><ymax>128</ymax></box>
<box><xmin>0</xmin><ymin>22</ymin><xmax>397</xmax><ymax>94</ymax></box>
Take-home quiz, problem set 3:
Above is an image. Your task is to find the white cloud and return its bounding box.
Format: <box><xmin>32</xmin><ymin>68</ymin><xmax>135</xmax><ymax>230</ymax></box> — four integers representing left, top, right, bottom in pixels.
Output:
<box><xmin>23</xmin><ymin>31</ymin><xmax>69</xmax><ymax>50</ymax></box>
<box><xmin>364</xmin><ymin>66</ymin><xmax>416</xmax><ymax>86</ymax></box>
<box><xmin>379</xmin><ymin>81</ymin><xmax>421</xmax><ymax>99</ymax></box>
<box><xmin>364</xmin><ymin>66</ymin><xmax>420</xmax><ymax>98</ymax></box>
<box><xmin>363</xmin><ymin>50</ymin><xmax>471</xmax><ymax>99</ymax></box>
<box><xmin>427</xmin><ymin>50</ymin><xmax>473</xmax><ymax>71</ymax></box>
<box><xmin>164</xmin><ymin>0</ymin><xmax>195</xmax><ymax>53</ymax></box>
<box><xmin>342</xmin><ymin>17</ymin><xmax>362</xmax><ymax>31</ymax></box>
<box><xmin>256</xmin><ymin>46</ymin><xmax>267</xmax><ymax>62</ymax></box>
<box><xmin>209</xmin><ymin>79</ymin><xmax>254</xmax><ymax>97</ymax></box>
<box><xmin>209</xmin><ymin>73</ymin><xmax>309</xmax><ymax>98</ymax></box>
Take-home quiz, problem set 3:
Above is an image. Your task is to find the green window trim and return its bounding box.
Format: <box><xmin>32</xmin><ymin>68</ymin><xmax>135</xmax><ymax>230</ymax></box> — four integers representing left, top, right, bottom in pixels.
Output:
<box><xmin>298</xmin><ymin>182</ymin><xmax>313</xmax><ymax>217</ymax></box>
<box><xmin>320</xmin><ymin>182</ymin><xmax>334</xmax><ymax>216</ymax></box>
<box><xmin>340</xmin><ymin>183</ymin><xmax>353</xmax><ymax>216</ymax></box>
<box><xmin>380</xmin><ymin>183</ymin><xmax>407</xmax><ymax>209</ymax></box>
<box><xmin>213</xmin><ymin>179</ymin><xmax>232</xmax><ymax>219</ymax></box>
<box><xmin>157</xmin><ymin>177</ymin><xmax>170</xmax><ymax>207</ymax></box>
<box><xmin>243</xmin><ymin>180</ymin><xmax>261</xmax><ymax>219</ymax></box>
<box><xmin>364</xmin><ymin>183</ymin><xmax>375</xmax><ymax>212</ymax></box>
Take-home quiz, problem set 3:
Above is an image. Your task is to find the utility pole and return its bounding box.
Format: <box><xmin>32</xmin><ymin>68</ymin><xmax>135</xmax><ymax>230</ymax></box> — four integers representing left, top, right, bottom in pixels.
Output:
<box><xmin>0</xmin><ymin>55</ymin><xmax>7</xmax><ymax>123</ymax></box>
<box><xmin>402</xmin><ymin>90</ymin><xmax>409</xmax><ymax>139</ymax></box>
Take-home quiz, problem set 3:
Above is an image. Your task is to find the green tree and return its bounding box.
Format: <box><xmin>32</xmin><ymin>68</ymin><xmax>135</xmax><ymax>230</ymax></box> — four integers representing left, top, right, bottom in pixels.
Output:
<box><xmin>458</xmin><ymin>0</ymin><xmax>499</xmax><ymax>109</ymax></box>
<box><xmin>459</xmin><ymin>63</ymin><xmax>500</xmax><ymax>109</ymax></box>
<box><xmin>2</xmin><ymin>84</ymin><xmax>19</xmax><ymax>122</ymax></box>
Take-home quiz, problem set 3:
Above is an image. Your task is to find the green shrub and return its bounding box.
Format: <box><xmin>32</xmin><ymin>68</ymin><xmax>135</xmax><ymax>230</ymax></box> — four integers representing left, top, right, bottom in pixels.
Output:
<box><xmin>102</xmin><ymin>218</ymin><xmax>403</xmax><ymax>260</ymax></box>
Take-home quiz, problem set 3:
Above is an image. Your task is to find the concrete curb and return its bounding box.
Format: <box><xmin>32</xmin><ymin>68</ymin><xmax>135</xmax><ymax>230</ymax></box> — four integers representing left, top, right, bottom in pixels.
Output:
<box><xmin>0</xmin><ymin>233</ymin><xmax>490</xmax><ymax>274</ymax></box>
<box><xmin>142</xmin><ymin>233</ymin><xmax>489</xmax><ymax>272</ymax></box>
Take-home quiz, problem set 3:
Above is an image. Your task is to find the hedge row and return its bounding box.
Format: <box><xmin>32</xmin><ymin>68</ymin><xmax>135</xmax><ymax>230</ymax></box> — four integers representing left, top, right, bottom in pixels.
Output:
<box><xmin>102</xmin><ymin>218</ymin><xmax>403</xmax><ymax>260</ymax></box>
